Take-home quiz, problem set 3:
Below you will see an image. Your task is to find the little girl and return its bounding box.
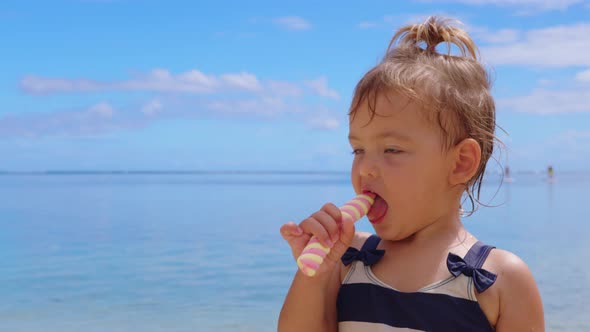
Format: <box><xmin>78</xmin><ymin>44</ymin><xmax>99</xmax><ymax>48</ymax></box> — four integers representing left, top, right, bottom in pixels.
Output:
<box><xmin>279</xmin><ymin>16</ymin><xmax>544</xmax><ymax>331</ymax></box>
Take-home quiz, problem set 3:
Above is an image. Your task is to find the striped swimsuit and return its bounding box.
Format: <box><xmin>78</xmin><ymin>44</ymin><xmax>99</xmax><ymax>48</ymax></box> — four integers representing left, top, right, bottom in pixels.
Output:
<box><xmin>337</xmin><ymin>235</ymin><xmax>496</xmax><ymax>331</ymax></box>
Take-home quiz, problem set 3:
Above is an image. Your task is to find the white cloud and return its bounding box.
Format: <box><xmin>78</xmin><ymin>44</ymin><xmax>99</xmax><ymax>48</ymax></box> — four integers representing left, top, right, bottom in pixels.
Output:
<box><xmin>575</xmin><ymin>68</ymin><xmax>590</xmax><ymax>82</ymax></box>
<box><xmin>305</xmin><ymin>77</ymin><xmax>340</xmax><ymax>100</ymax></box>
<box><xmin>0</xmin><ymin>102</ymin><xmax>134</xmax><ymax>138</ymax></box>
<box><xmin>176</xmin><ymin>70</ymin><xmax>218</xmax><ymax>87</ymax></box>
<box><xmin>20</xmin><ymin>76</ymin><xmax>101</xmax><ymax>94</ymax></box>
<box><xmin>468</xmin><ymin>26</ymin><xmax>521</xmax><ymax>44</ymax></box>
<box><xmin>220</xmin><ymin>72</ymin><xmax>262</xmax><ymax>92</ymax></box>
<box><xmin>307</xmin><ymin>117</ymin><xmax>341</xmax><ymax>130</ymax></box>
<box><xmin>207</xmin><ymin>97</ymin><xmax>296</xmax><ymax>117</ymax></box>
<box><xmin>360</xmin><ymin>12</ymin><xmax>459</xmax><ymax>30</ymax></box>
<box><xmin>498</xmin><ymin>88</ymin><xmax>590</xmax><ymax>114</ymax></box>
<box><xmin>0</xmin><ymin>89</ymin><xmax>347</xmax><ymax>137</ymax></box>
<box><xmin>418</xmin><ymin>0</ymin><xmax>585</xmax><ymax>11</ymax></box>
<box><xmin>12</xmin><ymin>69</ymin><xmax>344</xmax><ymax>137</ymax></box>
<box><xmin>538</xmin><ymin>79</ymin><xmax>553</xmax><ymax>86</ymax></box>
<box><xmin>21</xmin><ymin>69</ymin><xmax>221</xmax><ymax>94</ymax></box>
<box><xmin>266</xmin><ymin>80</ymin><xmax>302</xmax><ymax>97</ymax></box>
<box><xmin>20</xmin><ymin>70</ymin><xmax>341</xmax><ymax>101</ymax></box>
<box><xmin>273</xmin><ymin>16</ymin><xmax>312</xmax><ymax>31</ymax></box>
<box><xmin>481</xmin><ymin>23</ymin><xmax>590</xmax><ymax>67</ymax></box>
<box><xmin>141</xmin><ymin>99</ymin><xmax>163</xmax><ymax>116</ymax></box>
<box><xmin>19</xmin><ymin>70</ymin><xmax>274</xmax><ymax>95</ymax></box>
<box><xmin>88</xmin><ymin>102</ymin><xmax>115</xmax><ymax>118</ymax></box>
<box><xmin>118</xmin><ymin>69</ymin><xmax>220</xmax><ymax>93</ymax></box>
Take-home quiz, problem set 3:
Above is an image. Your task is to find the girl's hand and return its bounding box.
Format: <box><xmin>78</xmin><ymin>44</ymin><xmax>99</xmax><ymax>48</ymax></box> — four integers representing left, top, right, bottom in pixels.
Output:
<box><xmin>280</xmin><ymin>203</ymin><xmax>356</xmax><ymax>274</ymax></box>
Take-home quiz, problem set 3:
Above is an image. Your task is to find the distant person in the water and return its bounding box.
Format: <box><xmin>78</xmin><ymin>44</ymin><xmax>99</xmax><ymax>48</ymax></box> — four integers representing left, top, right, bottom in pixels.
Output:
<box><xmin>548</xmin><ymin>165</ymin><xmax>554</xmax><ymax>179</ymax></box>
<box><xmin>503</xmin><ymin>166</ymin><xmax>514</xmax><ymax>183</ymax></box>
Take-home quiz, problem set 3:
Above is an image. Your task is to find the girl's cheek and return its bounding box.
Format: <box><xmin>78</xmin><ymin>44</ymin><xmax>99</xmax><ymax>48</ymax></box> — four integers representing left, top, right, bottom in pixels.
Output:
<box><xmin>350</xmin><ymin>164</ymin><xmax>362</xmax><ymax>191</ymax></box>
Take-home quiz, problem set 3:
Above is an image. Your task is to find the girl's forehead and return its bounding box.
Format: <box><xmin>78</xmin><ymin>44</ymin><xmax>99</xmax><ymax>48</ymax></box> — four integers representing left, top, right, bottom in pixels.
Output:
<box><xmin>352</xmin><ymin>92</ymin><xmax>424</xmax><ymax>118</ymax></box>
<box><xmin>348</xmin><ymin>94</ymin><xmax>443</xmax><ymax>144</ymax></box>
<box><xmin>348</xmin><ymin>112</ymin><xmax>419</xmax><ymax>143</ymax></box>
<box><xmin>351</xmin><ymin>90</ymin><xmax>442</xmax><ymax>127</ymax></box>
<box><xmin>349</xmin><ymin>97</ymin><xmax>424</xmax><ymax>128</ymax></box>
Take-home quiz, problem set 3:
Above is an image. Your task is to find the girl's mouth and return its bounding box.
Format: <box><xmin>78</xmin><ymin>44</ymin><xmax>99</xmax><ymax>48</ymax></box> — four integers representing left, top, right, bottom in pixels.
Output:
<box><xmin>366</xmin><ymin>192</ymin><xmax>389</xmax><ymax>224</ymax></box>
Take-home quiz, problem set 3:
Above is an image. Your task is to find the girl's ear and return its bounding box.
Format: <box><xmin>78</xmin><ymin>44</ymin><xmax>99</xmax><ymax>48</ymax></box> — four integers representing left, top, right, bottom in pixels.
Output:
<box><xmin>448</xmin><ymin>138</ymin><xmax>481</xmax><ymax>186</ymax></box>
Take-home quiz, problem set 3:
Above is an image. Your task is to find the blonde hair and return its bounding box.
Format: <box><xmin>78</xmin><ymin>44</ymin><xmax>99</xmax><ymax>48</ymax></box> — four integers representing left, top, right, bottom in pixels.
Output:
<box><xmin>349</xmin><ymin>16</ymin><xmax>500</xmax><ymax>213</ymax></box>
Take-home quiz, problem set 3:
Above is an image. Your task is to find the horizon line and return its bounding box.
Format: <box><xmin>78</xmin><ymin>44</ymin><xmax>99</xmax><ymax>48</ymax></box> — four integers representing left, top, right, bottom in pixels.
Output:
<box><xmin>0</xmin><ymin>170</ymin><xmax>349</xmax><ymax>175</ymax></box>
<box><xmin>0</xmin><ymin>169</ymin><xmax>584</xmax><ymax>175</ymax></box>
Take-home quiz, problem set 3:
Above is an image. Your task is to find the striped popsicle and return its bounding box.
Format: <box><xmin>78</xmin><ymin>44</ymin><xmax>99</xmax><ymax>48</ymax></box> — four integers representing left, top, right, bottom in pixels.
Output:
<box><xmin>296</xmin><ymin>193</ymin><xmax>376</xmax><ymax>277</ymax></box>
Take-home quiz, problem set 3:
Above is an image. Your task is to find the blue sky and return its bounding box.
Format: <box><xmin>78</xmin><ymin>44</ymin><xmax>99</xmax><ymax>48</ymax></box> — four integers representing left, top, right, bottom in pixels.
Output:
<box><xmin>1</xmin><ymin>0</ymin><xmax>590</xmax><ymax>172</ymax></box>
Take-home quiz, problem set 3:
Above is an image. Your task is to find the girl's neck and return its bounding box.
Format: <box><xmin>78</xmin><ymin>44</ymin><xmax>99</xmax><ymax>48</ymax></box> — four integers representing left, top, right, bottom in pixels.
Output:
<box><xmin>393</xmin><ymin>209</ymin><xmax>471</xmax><ymax>250</ymax></box>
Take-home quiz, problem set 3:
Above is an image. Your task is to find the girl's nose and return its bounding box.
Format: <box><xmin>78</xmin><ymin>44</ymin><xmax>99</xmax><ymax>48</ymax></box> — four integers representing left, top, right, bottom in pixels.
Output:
<box><xmin>358</xmin><ymin>156</ymin><xmax>379</xmax><ymax>178</ymax></box>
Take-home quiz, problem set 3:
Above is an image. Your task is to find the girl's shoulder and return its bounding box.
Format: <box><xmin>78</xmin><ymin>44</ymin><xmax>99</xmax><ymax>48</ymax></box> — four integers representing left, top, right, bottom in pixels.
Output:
<box><xmin>477</xmin><ymin>248</ymin><xmax>544</xmax><ymax>329</ymax></box>
<box><xmin>350</xmin><ymin>231</ymin><xmax>374</xmax><ymax>250</ymax></box>
<box><xmin>484</xmin><ymin>248</ymin><xmax>529</xmax><ymax>274</ymax></box>
<box><xmin>485</xmin><ymin>248</ymin><xmax>540</xmax><ymax>300</ymax></box>
<box><xmin>484</xmin><ymin>248</ymin><xmax>536</xmax><ymax>289</ymax></box>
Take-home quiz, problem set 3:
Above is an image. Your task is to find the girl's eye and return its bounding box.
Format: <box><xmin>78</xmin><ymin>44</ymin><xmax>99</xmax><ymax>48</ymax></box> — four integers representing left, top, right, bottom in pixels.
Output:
<box><xmin>385</xmin><ymin>148</ymin><xmax>401</xmax><ymax>154</ymax></box>
<box><xmin>351</xmin><ymin>149</ymin><xmax>364</xmax><ymax>155</ymax></box>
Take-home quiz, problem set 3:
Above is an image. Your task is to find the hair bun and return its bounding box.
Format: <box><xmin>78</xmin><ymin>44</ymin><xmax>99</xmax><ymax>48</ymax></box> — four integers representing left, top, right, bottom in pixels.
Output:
<box><xmin>389</xmin><ymin>16</ymin><xmax>478</xmax><ymax>60</ymax></box>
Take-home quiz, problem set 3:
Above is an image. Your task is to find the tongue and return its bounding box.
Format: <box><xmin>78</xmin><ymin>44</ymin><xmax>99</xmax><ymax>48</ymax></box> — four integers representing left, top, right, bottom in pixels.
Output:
<box><xmin>367</xmin><ymin>196</ymin><xmax>388</xmax><ymax>222</ymax></box>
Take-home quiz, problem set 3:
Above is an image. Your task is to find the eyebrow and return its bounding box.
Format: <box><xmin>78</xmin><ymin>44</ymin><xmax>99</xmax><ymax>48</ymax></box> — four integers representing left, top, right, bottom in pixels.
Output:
<box><xmin>348</xmin><ymin>130</ymin><xmax>413</xmax><ymax>142</ymax></box>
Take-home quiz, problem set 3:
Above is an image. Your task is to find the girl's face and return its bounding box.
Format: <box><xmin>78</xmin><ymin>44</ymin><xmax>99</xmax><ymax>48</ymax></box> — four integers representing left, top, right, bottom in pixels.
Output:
<box><xmin>349</xmin><ymin>92</ymin><xmax>458</xmax><ymax>241</ymax></box>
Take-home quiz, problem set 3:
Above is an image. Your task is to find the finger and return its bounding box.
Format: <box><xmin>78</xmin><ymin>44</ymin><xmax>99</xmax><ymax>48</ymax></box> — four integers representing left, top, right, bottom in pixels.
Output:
<box><xmin>280</xmin><ymin>221</ymin><xmax>303</xmax><ymax>239</ymax></box>
<box><xmin>325</xmin><ymin>218</ymin><xmax>356</xmax><ymax>264</ymax></box>
<box><xmin>312</xmin><ymin>209</ymin><xmax>340</xmax><ymax>244</ymax></box>
<box><xmin>321</xmin><ymin>203</ymin><xmax>342</xmax><ymax>225</ymax></box>
<box><xmin>339</xmin><ymin>214</ymin><xmax>356</xmax><ymax>246</ymax></box>
<box><xmin>325</xmin><ymin>221</ymin><xmax>356</xmax><ymax>265</ymax></box>
<box><xmin>299</xmin><ymin>217</ymin><xmax>333</xmax><ymax>248</ymax></box>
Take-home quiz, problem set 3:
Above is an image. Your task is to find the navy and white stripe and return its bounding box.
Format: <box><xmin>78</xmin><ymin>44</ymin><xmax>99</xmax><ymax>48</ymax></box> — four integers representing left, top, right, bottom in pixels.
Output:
<box><xmin>337</xmin><ymin>235</ymin><xmax>495</xmax><ymax>332</ymax></box>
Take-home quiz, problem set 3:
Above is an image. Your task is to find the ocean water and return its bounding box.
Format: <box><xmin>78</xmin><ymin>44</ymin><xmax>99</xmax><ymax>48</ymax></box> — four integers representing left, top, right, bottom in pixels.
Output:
<box><xmin>0</xmin><ymin>171</ymin><xmax>587</xmax><ymax>331</ymax></box>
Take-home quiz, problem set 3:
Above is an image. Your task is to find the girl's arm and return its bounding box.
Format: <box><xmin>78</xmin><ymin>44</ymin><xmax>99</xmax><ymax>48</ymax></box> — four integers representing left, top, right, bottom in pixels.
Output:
<box><xmin>494</xmin><ymin>251</ymin><xmax>545</xmax><ymax>331</ymax></box>
<box><xmin>278</xmin><ymin>202</ymin><xmax>357</xmax><ymax>332</ymax></box>
<box><xmin>278</xmin><ymin>261</ymin><xmax>342</xmax><ymax>332</ymax></box>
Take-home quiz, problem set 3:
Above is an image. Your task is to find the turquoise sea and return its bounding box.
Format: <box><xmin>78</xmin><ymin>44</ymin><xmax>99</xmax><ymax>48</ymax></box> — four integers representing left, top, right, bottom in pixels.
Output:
<box><xmin>0</xmin><ymin>171</ymin><xmax>588</xmax><ymax>331</ymax></box>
